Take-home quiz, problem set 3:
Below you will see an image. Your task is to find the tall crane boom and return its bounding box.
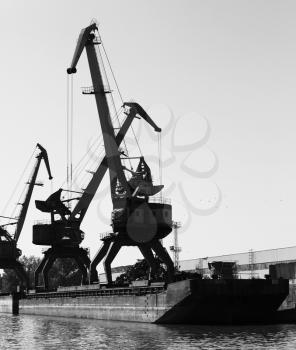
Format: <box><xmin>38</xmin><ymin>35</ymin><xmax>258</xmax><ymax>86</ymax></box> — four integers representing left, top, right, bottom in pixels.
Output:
<box><xmin>14</xmin><ymin>143</ymin><xmax>52</xmax><ymax>242</ymax></box>
<box><xmin>67</xmin><ymin>23</ymin><xmax>97</xmax><ymax>74</ymax></box>
<box><xmin>67</xmin><ymin>23</ymin><xmax>131</xmax><ymax>202</ymax></box>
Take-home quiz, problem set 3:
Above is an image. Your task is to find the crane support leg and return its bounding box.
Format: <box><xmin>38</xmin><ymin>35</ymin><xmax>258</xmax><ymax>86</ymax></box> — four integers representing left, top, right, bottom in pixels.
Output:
<box><xmin>90</xmin><ymin>239</ymin><xmax>112</xmax><ymax>283</ymax></box>
<box><xmin>151</xmin><ymin>240</ymin><xmax>175</xmax><ymax>283</ymax></box>
<box><xmin>74</xmin><ymin>247</ymin><xmax>91</xmax><ymax>270</ymax></box>
<box><xmin>14</xmin><ymin>261</ymin><xmax>29</xmax><ymax>288</ymax></box>
<box><xmin>138</xmin><ymin>244</ymin><xmax>158</xmax><ymax>279</ymax></box>
<box><xmin>104</xmin><ymin>240</ymin><xmax>122</xmax><ymax>285</ymax></box>
<box><xmin>42</xmin><ymin>255</ymin><xmax>57</xmax><ymax>290</ymax></box>
<box><xmin>34</xmin><ymin>257</ymin><xmax>48</xmax><ymax>287</ymax></box>
<box><xmin>34</xmin><ymin>247</ymin><xmax>90</xmax><ymax>289</ymax></box>
<box><xmin>79</xmin><ymin>249</ymin><xmax>91</xmax><ymax>267</ymax></box>
<box><xmin>74</xmin><ymin>256</ymin><xmax>89</xmax><ymax>285</ymax></box>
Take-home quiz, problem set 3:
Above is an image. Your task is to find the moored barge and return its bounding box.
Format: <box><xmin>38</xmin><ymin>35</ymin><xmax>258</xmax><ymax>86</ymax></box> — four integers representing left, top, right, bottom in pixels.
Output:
<box><xmin>14</xmin><ymin>278</ymin><xmax>288</xmax><ymax>324</ymax></box>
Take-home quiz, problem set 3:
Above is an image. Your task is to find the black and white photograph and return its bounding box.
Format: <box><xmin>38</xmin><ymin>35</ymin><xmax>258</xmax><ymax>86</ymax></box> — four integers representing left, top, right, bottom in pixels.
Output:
<box><xmin>0</xmin><ymin>1</ymin><xmax>295</xmax><ymax>349</ymax></box>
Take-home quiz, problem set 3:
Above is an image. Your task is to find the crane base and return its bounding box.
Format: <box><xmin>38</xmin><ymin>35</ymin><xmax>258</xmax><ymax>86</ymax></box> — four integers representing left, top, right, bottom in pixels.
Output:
<box><xmin>0</xmin><ymin>259</ymin><xmax>29</xmax><ymax>288</ymax></box>
<box><xmin>34</xmin><ymin>246</ymin><xmax>90</xmax><ymax>290</ymax></box>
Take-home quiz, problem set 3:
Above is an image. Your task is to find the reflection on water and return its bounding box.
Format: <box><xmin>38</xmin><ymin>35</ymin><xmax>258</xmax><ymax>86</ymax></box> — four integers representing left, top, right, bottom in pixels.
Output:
<box><xmin>0</xmin><ymin>314</ymin><xmax>296</xmax><ymax>349</ymax></box>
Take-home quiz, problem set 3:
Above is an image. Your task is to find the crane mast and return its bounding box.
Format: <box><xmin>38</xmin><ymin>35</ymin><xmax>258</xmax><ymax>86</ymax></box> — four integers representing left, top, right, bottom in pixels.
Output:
<box><xmin>68</xmin><ymin>24</ymin><xmax>130</xmax><ymax>202</ymax></box>
<box><xmin>68</xmin><ymin>23</ymin><xmax>175</xmax><ymax>286</ymax></box>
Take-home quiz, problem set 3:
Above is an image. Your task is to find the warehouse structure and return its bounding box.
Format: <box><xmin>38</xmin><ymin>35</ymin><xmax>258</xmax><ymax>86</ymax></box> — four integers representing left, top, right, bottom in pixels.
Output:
<box><xmin>98</xmin><ymin>245</ymin><xmax>296</xmax><ymax>283</ymax></box>
<box><xmin>99</xmin><ymin>246</ymin><xmax>296</xmax><ymax>283</ymax></box>
<box><xmin>179</xmin><ymin>245</ymin><xmax>296</xmax><ymax>280</ymax></box>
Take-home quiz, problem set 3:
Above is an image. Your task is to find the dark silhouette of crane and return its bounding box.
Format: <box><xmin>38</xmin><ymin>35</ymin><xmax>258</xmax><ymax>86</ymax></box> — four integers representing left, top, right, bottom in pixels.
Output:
<box><xmin>0</xmin><ymin>144</ymin><xmax>52</xmax><ymax>288</ymax></box>
<box><xmin>33</xmin><ymin>103</ymin><xmax>160</xmax><ymax>289</ymax></box>
<box><xmin>67</xmin><ymin>23</ymin><xmax>175</xmax><ymax>286</ymax></box>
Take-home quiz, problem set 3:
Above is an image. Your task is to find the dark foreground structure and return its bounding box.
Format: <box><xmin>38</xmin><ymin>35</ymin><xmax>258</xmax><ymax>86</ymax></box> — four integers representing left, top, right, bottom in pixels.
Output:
<box><xmin>0</xmin><ymin>278</ymin><xmax>289</xmax><ymax>324</ymax></box>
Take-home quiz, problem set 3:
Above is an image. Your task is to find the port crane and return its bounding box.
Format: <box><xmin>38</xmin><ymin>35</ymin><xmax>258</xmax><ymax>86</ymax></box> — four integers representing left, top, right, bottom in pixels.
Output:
<box><xmin>67</xmin><ymin>23</ymin><xmax>175</xmax><ymax>285</ymax></box>
<box><xmin>33</xmin><ymin>102</ymin><xmax>160</xmax><ymax>289</ymax></box>
<box><xmin>0</xmin><ymin>144</ymin><xmax>52</xmax><ymax>287</ymax></box>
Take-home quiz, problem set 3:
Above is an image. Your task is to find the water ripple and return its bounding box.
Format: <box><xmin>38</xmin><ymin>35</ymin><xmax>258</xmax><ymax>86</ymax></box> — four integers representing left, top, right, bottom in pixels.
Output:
<box><xmin>0</xmin><ymin>314</ymin><xmax>296</xmax><ymax>349</ymax></box>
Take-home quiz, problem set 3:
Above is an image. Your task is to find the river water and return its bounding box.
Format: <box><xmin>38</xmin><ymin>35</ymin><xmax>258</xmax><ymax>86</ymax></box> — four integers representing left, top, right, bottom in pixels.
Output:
<box><xmin>1</xmin><ymin>314</ymin><xmax>296</xmax><ymax>349</ymax></box>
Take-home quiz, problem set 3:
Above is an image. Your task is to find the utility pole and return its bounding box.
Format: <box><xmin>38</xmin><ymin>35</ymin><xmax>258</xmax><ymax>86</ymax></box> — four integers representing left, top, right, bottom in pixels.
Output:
<box><xmin>170</xmin><ymin>221</ymin><xmax>182</xmax><ymax>271</ymax></box>
<box><xmin>249</xmin><ymin>249</ymin><xmax>256</xmax><ymax>278</ymax></box>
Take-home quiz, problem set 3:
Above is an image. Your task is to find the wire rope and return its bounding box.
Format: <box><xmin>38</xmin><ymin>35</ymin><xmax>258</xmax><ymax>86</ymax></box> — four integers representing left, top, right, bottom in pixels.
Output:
<box><xmin>96</xmin><ymin>36</ymin><xmax>138</xmax><ymax>167</ymax></box>
<box><xmin>8</xmin><ymin>147</ymin><xmax>39</xmax><ymax>227</ymax></box>
<box><xmin>59</xmin><ymin>110</ymin><xmax>124</xmax><ymax>190</ymax></box>
<box><xmin>98</xmin><ymin>47</ymin><xmax>132</xmax><ymax>168</ymax></box>
<box><xmin>158</xmin><ymin>132</ymin><xmax>163</xmax><ymax>198</ymax></box>
<box><xmin>1</xmin><ymin>145</ymin><xmax>37</xmax><ymax>218</ymax></box>
<box><xmin>66</xmin><ymin>74</ymin><xmax>74</xmax><ymax>203</ymax></box>
<box><xmin>70</xmin><ymin>74</ymin><xmax>74</xmax><ymax>193</ymax></box>
<box><xmin>99</xmin><ymin>40</ymin><xmax>144</xmax><ymax>158</ymax></box>
<box><xmin>62</xmin><ymin>29</ymin><xmax>153</xmax><ymax>201</ymax></box>
<box><xmin>66</xmin><ymin>74</ymin><xmax>70</xmax><ymax>194</ymax></box>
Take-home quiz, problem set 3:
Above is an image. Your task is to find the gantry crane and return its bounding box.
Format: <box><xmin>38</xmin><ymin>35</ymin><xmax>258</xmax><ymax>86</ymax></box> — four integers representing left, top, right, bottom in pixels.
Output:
<box><xmin>67</xmin><ymin>23</ymin><xmax>175</xmax><ymax>285</ymax></box>
<box><xmin>0</xmin><ymin>144</ymin><xmax>52</xmax><ymax>288</ymax></box>
<box><xmin>33</xmin><ymin>103</ymin><xmax>160</xmax><ymax>289</ymax></box>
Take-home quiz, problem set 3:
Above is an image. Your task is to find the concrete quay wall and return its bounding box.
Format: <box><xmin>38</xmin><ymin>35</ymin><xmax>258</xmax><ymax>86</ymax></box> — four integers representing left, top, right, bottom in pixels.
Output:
<box><xmin>0</xmin><ymin>294</ymin><xmax>18</xmax><ymax>315</ymax></box>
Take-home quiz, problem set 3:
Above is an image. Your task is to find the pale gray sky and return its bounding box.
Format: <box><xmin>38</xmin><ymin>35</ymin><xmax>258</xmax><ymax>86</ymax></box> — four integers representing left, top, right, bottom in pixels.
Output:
<box><xmin>0</xmin><ymin>0</ymin><xmax>296</xmax><ymax>270</ymax></box>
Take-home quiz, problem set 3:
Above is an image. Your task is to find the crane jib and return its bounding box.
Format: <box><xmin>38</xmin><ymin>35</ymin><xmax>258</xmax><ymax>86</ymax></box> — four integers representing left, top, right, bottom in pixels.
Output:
<box><xmin>13</xmin><ymin>144</ymin><xmax>53</xmax><ymax>243</ymax></box>
<box><xmin>67</xmin><ymin>23</ymin><xmax>98</xmax><ymax>75</ymax></box>
<box><xmin>70</xmin><ymin>105</ymin><xmax>161</xmax><ymax>220</ymax></box>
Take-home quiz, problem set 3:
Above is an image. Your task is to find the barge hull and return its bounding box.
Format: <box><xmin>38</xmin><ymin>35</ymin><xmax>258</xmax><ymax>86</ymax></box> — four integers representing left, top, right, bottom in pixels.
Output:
<box><xmin>5</xmin><ymin>279</ymin><xmax>289</xmax><ymax>324</ymax></box>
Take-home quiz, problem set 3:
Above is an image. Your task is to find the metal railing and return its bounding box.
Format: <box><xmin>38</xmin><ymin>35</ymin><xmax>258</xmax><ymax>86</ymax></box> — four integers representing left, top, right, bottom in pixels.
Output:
<box><xmin>99</xmin><ymin>232</ymin><xmax>117</xmax><ymax>240</ymax></box>
<box><xmin>81</xmin><ymin>85</ymin><xmax>111</xmax><ymax>94</ymax></box>
<box><xmin>25</xmin><ymin>285</ymin><xmax>166</xmax><ymax>300</ymax></box>
<box><xmin>34</xmin><ymin>220</ymin><xmax>51</xmax><ymax>225</ymax></box>
<box><xmin>148</xmin><ymin>197</ymin><xmax>171</xmax><ymax>205</ymax></box>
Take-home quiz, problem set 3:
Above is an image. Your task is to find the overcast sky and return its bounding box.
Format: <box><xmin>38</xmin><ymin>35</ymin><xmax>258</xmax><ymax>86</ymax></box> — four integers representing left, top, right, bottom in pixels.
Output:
<box><xmin>0</xmin><ymin>0</ymin><xmax>296</xmax><ymax>270</ymax></box>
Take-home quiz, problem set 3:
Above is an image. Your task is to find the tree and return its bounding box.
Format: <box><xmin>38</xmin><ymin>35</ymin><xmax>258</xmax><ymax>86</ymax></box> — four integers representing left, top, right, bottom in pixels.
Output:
<box><xmin>0</xmin><ymin>256</ymin><xmax>84</xmax><ymax>292</ymax></box>
<box><xmin>0</xmin><ymin>255</ymin><xmax>41</xmax><ymax>292</ymax></box>
<box><xmin>47</xmin><ymin>258</ymin><xmax>84</xmax><ymax>289</ymax></box>
<box><xmin>115</xmin><ymin>258</ymin><xmax>166</xmax><ymax>286</ymax></box>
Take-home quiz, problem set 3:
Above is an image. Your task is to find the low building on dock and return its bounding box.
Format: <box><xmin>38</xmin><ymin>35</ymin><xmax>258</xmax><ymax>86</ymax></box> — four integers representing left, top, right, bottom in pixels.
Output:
<box><xmin>99</xmin><ymin>245</ymin><xmax>296</xmax><ymax>282</ymax></box>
